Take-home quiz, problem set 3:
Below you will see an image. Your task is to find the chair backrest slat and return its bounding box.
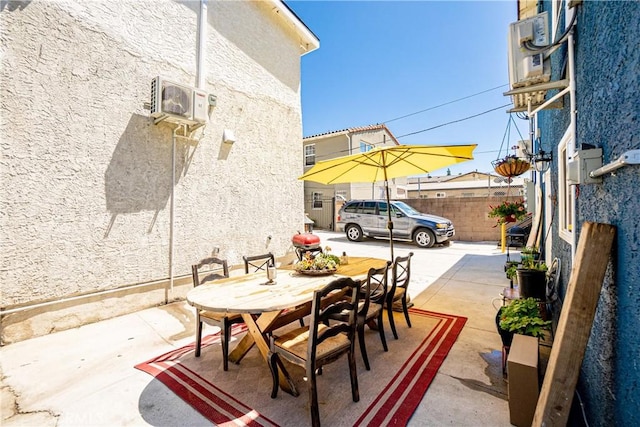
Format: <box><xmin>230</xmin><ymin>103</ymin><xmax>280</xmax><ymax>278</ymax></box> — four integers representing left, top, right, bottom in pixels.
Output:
<box><xmin>390</xmin><ymin>252</ymin><xmax>413</xmax><ymax>297</ymax></box>
<box><xmin>295</xmin><ymin>246</ymin><xmax>323</xmax><ymax>261</ymax></box>
<box><xmin>362</xmin><ymin>262</ymin><xmax>391</xmax><ymax>312</ymax></box>
<box><xmin>243</xmin><ymin>252</ymin><xmax>275</xmax><ymax>274</ymax></box>
<box><xmin>308</xmin><ymin>277</ymin><xmax>360</xmax><ymax>353</ymax></box>
<box><xmin>192</xmin><ymin>257</ymin><xmax>229</xmax><ymax>287</ymax></box>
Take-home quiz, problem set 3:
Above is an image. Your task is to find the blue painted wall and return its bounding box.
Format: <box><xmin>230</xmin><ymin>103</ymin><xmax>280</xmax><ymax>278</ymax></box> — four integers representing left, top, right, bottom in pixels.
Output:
<box><xmin>537</xmin><ymin>1</ymin><xmax>640</xmax><ymax>424</ymax></box>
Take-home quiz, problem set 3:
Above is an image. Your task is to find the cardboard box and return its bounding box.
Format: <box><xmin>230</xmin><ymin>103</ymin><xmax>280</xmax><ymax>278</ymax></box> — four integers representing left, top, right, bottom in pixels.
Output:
<box><xmin>507</xmin><ymin>334</ymin><xmax>539</xmax><ymax>427</ymax></box>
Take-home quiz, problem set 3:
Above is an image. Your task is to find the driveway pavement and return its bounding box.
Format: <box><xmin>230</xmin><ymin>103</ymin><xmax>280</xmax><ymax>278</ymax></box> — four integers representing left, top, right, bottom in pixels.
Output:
<box><xmin>1</xmin><ymin>231</ymin><xmax>514</xmax><ymax>426</ymax></box>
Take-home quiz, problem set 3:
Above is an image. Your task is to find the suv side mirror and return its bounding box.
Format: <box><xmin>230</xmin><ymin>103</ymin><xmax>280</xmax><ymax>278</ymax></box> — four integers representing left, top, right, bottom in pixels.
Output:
<box><xmin>395</xmin><ymin>212</ymin><xmax>404</xmax><ymax>218</ymax></box>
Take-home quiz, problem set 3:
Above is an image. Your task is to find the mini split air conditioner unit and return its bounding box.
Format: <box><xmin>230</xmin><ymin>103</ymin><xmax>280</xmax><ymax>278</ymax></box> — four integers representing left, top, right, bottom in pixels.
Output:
<box><xmin>507</xmin><ymin>12</ymin><xmax>552</xmax><ymax>111</ymax></box>
<box><xmin>150</xmin><ymin>76</ymin><xmax>208</xmax><ymax>126</ymax></box>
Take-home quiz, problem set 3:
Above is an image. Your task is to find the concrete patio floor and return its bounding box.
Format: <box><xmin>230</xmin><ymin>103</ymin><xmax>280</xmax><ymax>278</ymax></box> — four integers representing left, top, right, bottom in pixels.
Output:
<box><xmin>1</xmin><ymin>231</ymin><xmax>516</xmax><ymax>426</ymax></box>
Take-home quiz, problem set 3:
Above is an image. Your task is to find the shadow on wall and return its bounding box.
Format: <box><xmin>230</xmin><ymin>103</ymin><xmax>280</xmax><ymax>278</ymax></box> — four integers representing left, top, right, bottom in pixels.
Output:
<box><xmin>104</xmin><ymin>114</ymin><xmax>190</xmax><ymax>236</ymax></box>
<box><xmin>1</xmin><ymin>0</ymin><xmax>32</xmax><ymax>11</ymax></box>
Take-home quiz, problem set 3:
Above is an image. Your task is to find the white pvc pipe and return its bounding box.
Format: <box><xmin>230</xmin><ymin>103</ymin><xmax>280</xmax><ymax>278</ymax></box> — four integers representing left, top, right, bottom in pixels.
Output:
<box><xmin>169</xmin><ymin>127</ymin><xmax>178</xmax><ymax>299</ymax></box>
<box><xmin>568</xmin><ymin>29</ymin><xmax>577</xmax><ymax>259</ymax></box>
<box><xmin>197</xmin><ymin>0</ymin><xmax>207</xmax><ymax>89</ymax></box>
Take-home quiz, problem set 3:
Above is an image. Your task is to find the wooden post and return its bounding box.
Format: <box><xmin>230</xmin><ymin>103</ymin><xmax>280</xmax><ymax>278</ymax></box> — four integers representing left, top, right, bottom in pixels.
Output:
<box><xmin>532</xmin><ymin>222</ymin><xmax>616</xmax><ymax>426</ymax></box>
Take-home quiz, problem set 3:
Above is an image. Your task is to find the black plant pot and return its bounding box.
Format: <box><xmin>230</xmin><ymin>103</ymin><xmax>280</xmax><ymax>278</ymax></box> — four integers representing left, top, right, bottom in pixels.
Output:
<box><xmin>517</xmin><ymin>269</ymin><xmax>546</xmax><ymax>300</ymax></box>
<box><xmin>495</xmin><ymin>308</ymin><xmax>514</xmax><ymax>347</ymax></box>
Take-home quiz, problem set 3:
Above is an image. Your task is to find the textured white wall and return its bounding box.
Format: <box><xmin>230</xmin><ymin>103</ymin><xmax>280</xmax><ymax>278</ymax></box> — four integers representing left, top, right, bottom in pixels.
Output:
<box><xmin>0</xmin><ymin>0</ymin><xmax>306</xmax><ymax>310</ymax></box>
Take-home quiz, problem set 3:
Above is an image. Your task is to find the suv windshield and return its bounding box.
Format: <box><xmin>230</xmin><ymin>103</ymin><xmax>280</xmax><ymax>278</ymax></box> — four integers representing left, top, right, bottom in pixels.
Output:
<box><xmin>392</xmin><ymin>201</ymin><xmax>421</xmax><ymax>216</ymax></box>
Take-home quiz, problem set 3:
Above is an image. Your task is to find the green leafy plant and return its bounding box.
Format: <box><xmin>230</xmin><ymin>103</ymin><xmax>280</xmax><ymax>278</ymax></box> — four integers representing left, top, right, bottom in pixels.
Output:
<box><xmin>506</xmin><ymin>264</ymin><xmax>518</xmax><ymax>281</ymax></box>
<box><xmin>520</xmin><ymin>259</ymin><xmax>548</xmax><ymax>271</ymax></box>
<box><xmin>498</xmin><ymin>297</ymin><xmax>551</xmax><ymax>339</ymax></box>
<box><xmin>487</xmin><ymin>200</ymin><xmax>527</xmax><ymax>225</ymax></box>
<box><xmin>294</xmin><ymin>246</ymin><xmax>340</xmax><ymax>271</ymax></box>
<box><xmin>521</xmin><ymin>246</ymin><xmax>539</xmax><ymax>255</ymax></box>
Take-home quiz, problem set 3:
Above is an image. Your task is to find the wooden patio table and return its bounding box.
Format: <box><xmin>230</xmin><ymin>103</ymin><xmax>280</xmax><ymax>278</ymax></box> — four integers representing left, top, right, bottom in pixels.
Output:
<box><xmin>186</xmin><ymin>256</ymin><xmax>388</xmax><ymax>396</ymax></box>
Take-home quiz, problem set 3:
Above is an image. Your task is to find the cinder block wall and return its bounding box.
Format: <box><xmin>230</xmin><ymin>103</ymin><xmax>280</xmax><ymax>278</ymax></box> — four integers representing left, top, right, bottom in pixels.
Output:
<box><xmin>403</xmin><ymin>196</ymin><xmax>523</xmax><ymax>242</ymax></box>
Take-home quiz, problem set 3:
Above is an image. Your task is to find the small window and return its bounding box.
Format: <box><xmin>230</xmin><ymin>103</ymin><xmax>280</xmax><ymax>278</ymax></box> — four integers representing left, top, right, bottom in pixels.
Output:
<box><xmin>344</xmin><ymin>202</ymin><xmax>361</xmax><ymax>213</ymax></box>
<box><xmin>436</xmin><ymin>192</ymin><xmax>446</xmax><ymax>198</ymax></box>
<box><xmin>360</xmin><ymin>141</ymin><xmax>373</xmax><ymax>153</ymax></box>
<box><xmin>305</xmin><ymin>144</ymin><xmax>316</xmax><ymax>166</ymax></box>
<box><xmin>378</xmin><ymin>202</ymin><xmax>388</xmax><ymax>216</ymax></box>
<box><xmin>312</xmin><ymin>192</ymin><xmax>322</xmax><ymax>209</ymax></box>
<box><xmin>361</xmin><ymin>201</ymin><xmax>376</xmax><ymax>214</ymax></box>
<box><xmin>558</xmin><ymin>130</ymin><xmax>574</xmax><ymax>243</ymax></box>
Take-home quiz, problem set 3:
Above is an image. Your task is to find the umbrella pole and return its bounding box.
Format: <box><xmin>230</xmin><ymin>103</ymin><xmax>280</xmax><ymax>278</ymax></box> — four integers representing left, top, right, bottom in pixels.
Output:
<box><xmin>386</xmin><ymin>183</ymin><xmax>394</xmax><ymax>261</ymax></box>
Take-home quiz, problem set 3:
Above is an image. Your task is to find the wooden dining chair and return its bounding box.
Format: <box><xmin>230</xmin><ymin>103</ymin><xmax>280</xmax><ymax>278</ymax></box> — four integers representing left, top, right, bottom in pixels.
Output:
<box><xmin>387</xmin><ymin>252</ymin><xmax>414</xmax><ymax>339</ymax></box>
<box><xmin>243</xmin><ymin>252</ymin><xmax>275</xmax><ymax>273</ymax></box>
<box><xmin>244</xmin><ymin>252</ymin><xmax>306</xmax><ymax>327</ymax></box>
<box><xmin>192</xmin><ymin>257</ymin><xmax>244</xmax><ymax>371</ymax></box>
<box><xmin>267</xmin><ymin>277</ymin><xmax>361</xmax><ymax>427</ymax></box>
<box><xmin>329</xmin><ymin>261</ymin><xmax>391</xmax><ymax>371</ymax></box>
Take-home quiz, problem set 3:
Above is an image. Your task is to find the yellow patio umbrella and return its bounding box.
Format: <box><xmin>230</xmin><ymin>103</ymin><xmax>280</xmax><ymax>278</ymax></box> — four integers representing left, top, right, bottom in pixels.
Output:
<box><xmin>299</xmin><ymin>144</ymin><xmax>477</xmax><ymax>259</ymax></box>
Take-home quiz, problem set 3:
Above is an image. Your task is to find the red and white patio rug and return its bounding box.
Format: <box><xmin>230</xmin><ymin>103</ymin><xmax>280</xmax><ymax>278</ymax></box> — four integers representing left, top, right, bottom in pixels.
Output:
<box><xmin>135</xmin><ymin>309</ymin><xmax>466</xmax><ymax>426</ymax></box>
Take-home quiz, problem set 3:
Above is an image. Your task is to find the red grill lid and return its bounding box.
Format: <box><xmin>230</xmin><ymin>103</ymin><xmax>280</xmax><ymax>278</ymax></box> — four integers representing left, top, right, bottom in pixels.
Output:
<box><xmin>292</xmin><ymin>233</ymin><xmax>321</xmax><ymax>249</ymax></box>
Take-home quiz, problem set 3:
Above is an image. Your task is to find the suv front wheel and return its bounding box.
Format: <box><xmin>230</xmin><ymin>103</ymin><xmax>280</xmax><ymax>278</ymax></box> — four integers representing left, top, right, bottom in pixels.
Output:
<box><xmin>414</xmin><ymin>228</ymin><xmax>436</xmax><ymax>248</ymax></box>
<box><xmin>345</xmin><ymin>224</ymin><xmax>365</xmax><ymax>242</ymax></box>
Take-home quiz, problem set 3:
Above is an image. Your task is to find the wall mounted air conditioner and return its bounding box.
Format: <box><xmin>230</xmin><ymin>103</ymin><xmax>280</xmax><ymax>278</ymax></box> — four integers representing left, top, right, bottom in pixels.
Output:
<box><xmin>150</xmin><ymin>76</ymin><xmax>208</xmax><ymax>125</ymax></box>
<box><xmin>508</xmin><ymin>12</ymin><xmax>550</xmax><ymax>87</ymax></box>
<box><xmin>507</xmin><ymin>12</ymin><xmax>552</xmax><ymax>111</ymax></box>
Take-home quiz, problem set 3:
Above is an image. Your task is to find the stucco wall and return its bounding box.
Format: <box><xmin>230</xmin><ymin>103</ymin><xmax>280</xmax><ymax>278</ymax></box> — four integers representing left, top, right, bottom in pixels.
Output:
<box><xmin>0</xmin><ymin>0</ymin><xmax>309</xmax><ymax>342</ymax></box>
<box><xmin>539</xmin><ymin>1</ymin><xmax>640</xmax><ymax>424</ymax></box>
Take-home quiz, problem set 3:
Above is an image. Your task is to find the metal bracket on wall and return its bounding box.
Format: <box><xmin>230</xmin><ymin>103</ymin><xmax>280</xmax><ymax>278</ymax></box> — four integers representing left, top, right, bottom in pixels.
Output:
<box><xmin>589</xmin><ymin>149</ymin><xmax>640</xmax><ymax>179</ymax></box>
<box><xmin>153</xmin><ymin>114</ymin><xmax>205</xmax><ymax>135</ymax></box>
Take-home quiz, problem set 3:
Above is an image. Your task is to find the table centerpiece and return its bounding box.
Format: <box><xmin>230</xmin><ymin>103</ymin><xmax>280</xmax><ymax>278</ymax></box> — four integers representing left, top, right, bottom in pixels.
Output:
<box><xmin>294</xmin><ymin>247</ymin><xmax>341</xmax><ymax>275</ymax></box>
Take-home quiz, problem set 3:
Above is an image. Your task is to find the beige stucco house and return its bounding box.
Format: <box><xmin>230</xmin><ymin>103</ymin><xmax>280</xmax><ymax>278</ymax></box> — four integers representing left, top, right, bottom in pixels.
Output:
<box><xmin>302</xmin><ymin>124</ymin><xmax>405</xmax><ymax>229</ymax></box>
<box><xmin>0</xmin><ymin>0</ymin><xmax>319</xmax><ymax>343</ymax></box>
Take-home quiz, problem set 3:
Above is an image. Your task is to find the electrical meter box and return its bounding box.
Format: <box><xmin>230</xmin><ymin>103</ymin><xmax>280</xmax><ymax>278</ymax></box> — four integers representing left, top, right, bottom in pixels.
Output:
<box><xmin>508</xmin><ymin>12</ymin><xmax>550</xmax><ymax>88</ymax></box>
<box><xmin>568</xmin><ymin>148</ymin><xmax>603</xmax><ymax>185</ymax></box>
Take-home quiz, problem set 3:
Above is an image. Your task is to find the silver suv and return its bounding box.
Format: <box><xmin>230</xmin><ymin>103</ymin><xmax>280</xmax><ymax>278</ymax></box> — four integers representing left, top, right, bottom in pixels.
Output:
<box><xmin>337</xmin><ymin>200</ymin><xmax>455</xmax><ymax>248</ymax></box>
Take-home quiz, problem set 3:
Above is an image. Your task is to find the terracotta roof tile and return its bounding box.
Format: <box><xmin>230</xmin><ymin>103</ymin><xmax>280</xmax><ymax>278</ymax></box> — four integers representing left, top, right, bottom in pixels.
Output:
<box><xmin>304</xmin><ymin>124</ymin><xmax>400</xmax><ymax>145</ymax></box>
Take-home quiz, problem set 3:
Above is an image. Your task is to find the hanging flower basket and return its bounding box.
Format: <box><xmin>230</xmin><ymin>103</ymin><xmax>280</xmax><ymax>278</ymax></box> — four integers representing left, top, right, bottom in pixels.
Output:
<box><xmin>492</xmin><ymin>156</ymin><xmax>530</xmax><ymax>177</ymax></box>
<box><xmin>504</xmin><ymin>214</ymin><xmax>517</xmax><ymax>223</ymax></box>
<box><xmin>488</xmin><ymin>200</ymin><xmax>527</xmax><ymax>225</ymax></box>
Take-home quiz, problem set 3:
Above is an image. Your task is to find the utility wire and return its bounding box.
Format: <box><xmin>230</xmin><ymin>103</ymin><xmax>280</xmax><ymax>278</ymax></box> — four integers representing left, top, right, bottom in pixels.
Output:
<box><xmin>313</xmin><ymin>104</ymin><xmax>511</xmax><ymax>162</ymax></box>
<box><xmin>396</xmin><ymin>104</ymin><xmax>512</xmax><ymax>139</ymax></box>
<box><xmin>383</xmin><ymin>84</ymin><xmax>509</xmax><ymax>124</ymax></box>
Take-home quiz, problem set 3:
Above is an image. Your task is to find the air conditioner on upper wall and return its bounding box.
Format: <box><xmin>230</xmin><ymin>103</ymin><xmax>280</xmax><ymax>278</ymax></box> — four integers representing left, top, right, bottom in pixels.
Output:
<box><xmin>150</xmin><ymin>76</ymin><xmax>208</xmax><ymax>126</ymax></box>
<box><xmin>506</xmin><ymin>12</ymin><xmax>553</xmax><ymax>112</ymax></box>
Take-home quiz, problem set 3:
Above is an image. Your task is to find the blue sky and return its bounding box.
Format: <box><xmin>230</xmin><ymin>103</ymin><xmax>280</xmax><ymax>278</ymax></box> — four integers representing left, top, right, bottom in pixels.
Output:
<box><xmin>287</xmin><ymin>0</ymin><xmax>523</xmax><ymax>176</ymax></box>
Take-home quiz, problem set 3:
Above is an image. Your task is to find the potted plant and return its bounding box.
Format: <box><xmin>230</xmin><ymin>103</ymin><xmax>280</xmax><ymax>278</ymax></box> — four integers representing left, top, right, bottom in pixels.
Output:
<box><xmin>491</xmin><ymin>155</ymin><xmax>531</xmax><ymax>177</ymax></box>
<box><xmin>496</xmin><ymin>297</ymin><xmax>552</xmax><ymax>347</ymax></box>
<box><xmin>294</xmin><ymin>246</ymin><xmax>341</xmax><ymax>275</ymax></box>
<box><xmin>516</xmin><ymin>258</ymin><xmax>548</xmax><ymax>300</ymax></box>
<box><xmin>520</xmin><ymin>246</ymin><xmax>540</xmax><ymax>263</ymax></box>
<box><xmin>506</xmin><ymin>263</ymin><xmax>518</xmax><ymax>283</ymax></box>
<box><xmin>488</xmin><ymin>200</ymin><xmax>527</xmax><ymax>226</ymax></box>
